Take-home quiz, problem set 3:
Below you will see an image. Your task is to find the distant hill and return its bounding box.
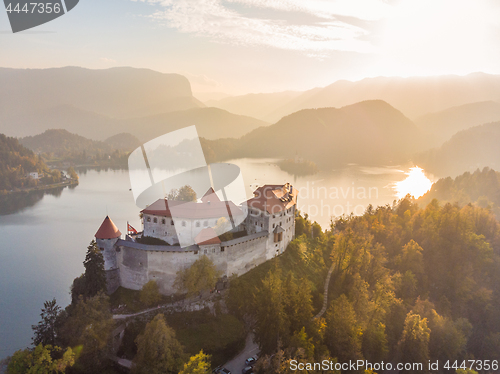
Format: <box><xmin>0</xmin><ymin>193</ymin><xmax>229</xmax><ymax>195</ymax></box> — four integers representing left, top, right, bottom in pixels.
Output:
<box><xmin>19</xmin><ymin>129</ymin><xmax>112</xmax><ymax>157</ymax></box>
<box><xmin>415</xmin><ymin>101</ymin><xmax>500</xmax><ymax>144</ymax></box>
<box><xmin>417</xmin><ymin>121</ymin><xmax>500</xmax><ymax>177</ymax></box>
<box><xmin>1</xmin><ymin>102</ymin><xmax>267</xmax><ymax>142</ymax></box>
<box><xmin>104</xmin><ymin>133</ymin><xmax>141</xmax><ymax>152</ymax></box>
<box><xmin>0</xmin><ymin>134</ymin><xmax>52</xmax><ymax>191</ymax></box>
<box><xmin>121</xmin><ymin>107</ymin><xmax>269</xmax><ymax>143</ymax></box>
<box><xmin>205</xmin><ymin>91</ymin><xmax>302</xmax><ymax>122</ymax></box>
<box><xmin>208</xmin><ymin>73</ymin><xmax>500</xmax><ymax>122</ymax></box>
<box><xmin>0</xmin><ymin>67</ymin><xmax>203</xmax><ymax>138</ymax></box>
<box><xmin>418</xmin><ymin>167</ymin><xmax>500</xmax><ymax>218</ymax></box>
<box><xmin>203</xmin><ymin>100</ymin><xmax>425</xmax><ymax>168</ymax></box>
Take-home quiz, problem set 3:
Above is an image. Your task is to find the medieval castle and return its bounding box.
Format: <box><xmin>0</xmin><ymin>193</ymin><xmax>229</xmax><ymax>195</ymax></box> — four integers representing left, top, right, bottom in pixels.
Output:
<box><xmin>95</xmin><ymin>183</ymin><xmax>298</xmax><ymax>295</ymax></box>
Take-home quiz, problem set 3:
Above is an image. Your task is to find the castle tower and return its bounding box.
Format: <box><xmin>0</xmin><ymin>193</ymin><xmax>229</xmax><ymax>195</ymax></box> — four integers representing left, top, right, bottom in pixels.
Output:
<box><xmin>95</xmin><ymin>216</ymin><xmax>122</xmax><ymax>293</ymax></box>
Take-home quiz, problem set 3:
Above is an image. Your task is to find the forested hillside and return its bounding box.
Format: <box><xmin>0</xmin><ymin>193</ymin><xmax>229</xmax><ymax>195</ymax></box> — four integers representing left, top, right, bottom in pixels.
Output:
<box><xmin>418</xmin><ymin>167</ymin><xmax>500</xmax><ymax>218</ymax></box>
<box><xmin>0</xmin><ymin>134</ymin><xmax>57</xmax><ymax>191</ymax></box>
<box><xmin>229</xmin><ymin>199</ymin><xmax>500</xmax><ymax>373</ymax></box>
<box><xmin>19</xmin><ymin>129</ymin><xmax>133</xmax><ymax>166</ymax></box>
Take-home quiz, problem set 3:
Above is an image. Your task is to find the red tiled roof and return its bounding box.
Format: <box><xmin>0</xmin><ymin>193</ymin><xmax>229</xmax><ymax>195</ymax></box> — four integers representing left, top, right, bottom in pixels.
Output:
<box><xmin>141</xmin><ymin>198</ymin><xmax>243</xmax><ymax>219</ymax></box>
<box><xmin>201</xmin><ymin>188</ymin><xmax>220</xmax><ymax>203</ymax></box>
<box><xmin>95</xmin><ymin>216</ymin><xmax>122</xmax><ymax>239</ymax></box>
<box><xmin>246</xmin><ymin>183</ymin><xmax>298</xmax><ymax>215</ymax></box>
<box><xmin>195</xmin><ymin>227</ymin><xmax>221</xmax><ymax>245</ymax></box>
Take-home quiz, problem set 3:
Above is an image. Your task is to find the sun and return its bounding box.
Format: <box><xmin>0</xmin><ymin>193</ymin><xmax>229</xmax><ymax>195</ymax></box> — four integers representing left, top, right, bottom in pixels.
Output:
<box><xmin>394</xmin><ymin>167</ymin><xmax>433</xmax><ymax>199</ymax></box>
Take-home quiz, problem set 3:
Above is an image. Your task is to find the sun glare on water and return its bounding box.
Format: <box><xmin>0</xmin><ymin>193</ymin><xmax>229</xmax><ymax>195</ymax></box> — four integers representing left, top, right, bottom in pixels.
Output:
<box><xmin>394</xmin><ymin>167</ymin><xmax>433</xmax><ymax>199</ymax></box>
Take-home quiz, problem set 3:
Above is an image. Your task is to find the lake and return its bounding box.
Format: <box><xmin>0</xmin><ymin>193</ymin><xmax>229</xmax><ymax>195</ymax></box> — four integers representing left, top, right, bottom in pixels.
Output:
<box><xmin>0</xmin><ymin>160</ymin><xmax>427</xmax><ymax>359</ymax></box>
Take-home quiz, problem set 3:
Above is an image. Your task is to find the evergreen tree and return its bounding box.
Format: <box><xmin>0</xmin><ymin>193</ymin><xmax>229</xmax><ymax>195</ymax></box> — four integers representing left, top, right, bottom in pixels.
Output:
<box><xmin>82</xmin><ymin>240</ymin><xmax>106</xmax><ymax>297</ymax></box>
<box><xmin>32</xmin><ymin>298</ymin><xmax>61</xmax><ymax>347</ymax></box>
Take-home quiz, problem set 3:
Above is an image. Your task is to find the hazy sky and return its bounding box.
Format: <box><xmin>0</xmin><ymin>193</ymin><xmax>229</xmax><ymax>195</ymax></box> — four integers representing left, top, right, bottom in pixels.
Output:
<box><xmin>2</xmin><ymin>0</ymin><xmax>500</xmax><ymax>96</ymax></box>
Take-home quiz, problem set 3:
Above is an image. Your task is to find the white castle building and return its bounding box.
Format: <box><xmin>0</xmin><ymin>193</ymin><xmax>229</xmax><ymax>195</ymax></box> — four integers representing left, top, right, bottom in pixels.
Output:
<box><xmin>95</xmin><ymin>183</ymin><xmax>298</xmax><ymax>295</ymax></box>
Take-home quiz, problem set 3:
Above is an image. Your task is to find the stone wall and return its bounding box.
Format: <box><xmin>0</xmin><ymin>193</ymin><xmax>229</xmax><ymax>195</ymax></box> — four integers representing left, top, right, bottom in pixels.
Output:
<box><xmin>106</xmin><ymin>268</ymin><xmax>120</xmax><ymax>294</ymax></box>
<box><xmin>114</xmin><ymin>230</ymin><xmax>273</xmax><ymax>295</ymax></box>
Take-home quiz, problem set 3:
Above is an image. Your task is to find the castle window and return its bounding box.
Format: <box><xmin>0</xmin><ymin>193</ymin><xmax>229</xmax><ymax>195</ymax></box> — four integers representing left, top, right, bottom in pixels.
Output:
<box><xmin>162</xmin><ymin>219</ymin><xmax>166</xmax><ymax>224</ymax></box>
<box><xmin>171</xmin><ymin>220</ymin><xmax>174</xmax><ymax>225</ymax></box>
<box><xmin>182</xmin><ymin>221</ymin><xmax>186</xmax><ymax>227</ymax></box>
<box><xmin>196</xmin><ymin>221</ymin><xmax>200</xmax><ymax>227</ymax></box>
<box><xmin>153</xmin><ymin>217</ymin><xmax>158</xmax><ymax>223</ymax></box>
<box><xmin>147</xmin><ymin>216</ymin><xmax>151</xmax><ymax>222</ymax></box>
<box><xmin>274</xmin><ymin>232</ymin><xmax>283</xmax><ymax>243</ymax></box>
<box><xmin>204</xmin><ymin>249</ymin><xmax>207</xmax><ymax>254</ymax></box>
<box><xmin>204</xmin><ymin>221</ymin><xmax>208</xmax><ymax>227</ymax></box>
<box><xmin>100</xmin><ymin>247</ymin><xmax>104</xmax><ymax>251</ymax></box>
<box><xmin>194</xmin><ymin>251</ymin><xmax>198</xmax><ymax>255</ymax></box>
<box><xmin>221</xmin><ymin>247</ymin><xmax>225</xmax><ymax>252</ymax></box>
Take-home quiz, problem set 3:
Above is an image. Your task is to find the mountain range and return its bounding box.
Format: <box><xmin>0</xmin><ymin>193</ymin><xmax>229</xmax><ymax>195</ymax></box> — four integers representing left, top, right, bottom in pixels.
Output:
<box><xmin>414</xmin><ymin>101</ymin><xmax>500</xmax><ymax>144</ymax></box>
<box><xmin>206</xmin><ymin>73</ymin><xmax>500</xmax><ymax>123</ymax></box>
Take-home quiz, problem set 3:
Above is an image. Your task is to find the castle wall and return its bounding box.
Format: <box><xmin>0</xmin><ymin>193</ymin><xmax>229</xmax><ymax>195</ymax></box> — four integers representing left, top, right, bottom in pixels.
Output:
<box><xmin>223</xmin><ymin>233</ymin><xmax>269</xmax><ymax>276</ymax></box>
<box><xmin>105</xmin><ymin>268</ymin><xmax>120</xmax><ymax>294</ymax></box>
<box><xmin>111</xmin><ymin>198</ymin><xmax>296</xmax><ymax>296</ymax></box>
<box><xmin>97</xmin><ymin>237</ymin><xmax>119</xmax><ymax>271</ymax></box>
<box><xmin>117</xmin><ymin>246</ymin><xmax>148</xmax><ymax>291</ymax></box>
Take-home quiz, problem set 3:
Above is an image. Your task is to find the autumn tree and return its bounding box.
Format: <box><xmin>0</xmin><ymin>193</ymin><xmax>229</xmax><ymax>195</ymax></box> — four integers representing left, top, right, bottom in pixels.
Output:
<box><xmin>7</xmin><ymin>344</ymin><xmax>74</xmax><ymax>374</ymax></box>
<box><xmin>174</xmin><ymin>255</ymin><xmax>221</xmax><ymax>296</ymax></box>
<box><xmin>397</xmin><ymin>312</ymin><xmax>430</xmax><ymax>373</ymax></box>
<box><xmin>254</xmin><ymin>266</ymin><xmax>290</xmax><ymax>354</ymax></box>
<box><xmin>167</xmin><ymin>185</ymin><xmax>197</xmax><ymax>202</ymax></box>
<box><xmin>58</xmin><ymin>292</ymin><xmax>114</xmax><ymax>372</ymax></box>
<box><xmin>178</xmin><ymin>350</ymin><xmax>211</xmax><ymax>374</ymax></box>
<box><xmin>324</xmin><ymin>295</ymin><xmax>363</xmax><ymax>364</ymax></box>
<box><xmin>132</xmin><ymin>314</ymin><xmax>185</xmax><ymax>374</ymax></box>
<box><xmin>140</xmin><ymin>280</ymin><xmax>162</xmax><ymax>307</ymax></box>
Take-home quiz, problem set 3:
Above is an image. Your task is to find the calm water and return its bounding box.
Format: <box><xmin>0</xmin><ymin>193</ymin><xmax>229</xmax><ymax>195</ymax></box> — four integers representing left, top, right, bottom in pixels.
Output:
<box><xmin>0</xmin><ymin>161</ymin><xmax>418</xmax><ymax>359</ymax></box>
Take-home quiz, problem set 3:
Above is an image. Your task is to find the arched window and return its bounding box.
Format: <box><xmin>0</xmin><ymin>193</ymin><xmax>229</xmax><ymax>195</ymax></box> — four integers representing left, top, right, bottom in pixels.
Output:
<box><xmin>153</xmin><ymin>217</ymin><xmax>158</xmax><ymax>223</ymax></box>
<box><xmin>162</xmin><ymin>219</ymin><xmax>166</xmax><ymax>224</ymax></box>
<box><xmin>147</xmin><ymin>216</ymin><xmax>151</xmax><ymax>222</ymax></box>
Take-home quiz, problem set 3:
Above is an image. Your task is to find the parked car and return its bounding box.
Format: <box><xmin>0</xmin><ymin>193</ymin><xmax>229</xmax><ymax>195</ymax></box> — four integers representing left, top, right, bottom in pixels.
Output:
<box><xmin>245</xmin><ymin>356</ymin><xmax>257</xmax><ymax>367</ymax></box>
<box><xmin>213</xmin><ymin>367</ymin><xmax>231</xmax><ymax>374</ymax></box>
<box><xmin>242</xmin><ymin>366</ymin><xmax>253</xmax><ymax>374</ymax></box>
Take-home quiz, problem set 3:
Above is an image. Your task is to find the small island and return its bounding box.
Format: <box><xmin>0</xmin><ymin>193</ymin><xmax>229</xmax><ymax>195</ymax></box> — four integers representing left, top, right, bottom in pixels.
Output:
<box><xmin>277</xmin><ymin>157</ymin><xmax>319</xmax><ymax>176</ymax></box>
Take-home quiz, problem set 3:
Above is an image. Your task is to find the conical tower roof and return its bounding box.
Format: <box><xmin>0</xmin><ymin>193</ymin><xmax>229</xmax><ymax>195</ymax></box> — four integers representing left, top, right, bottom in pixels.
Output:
<box><xmin>95</xmin><ymin>216</ymin><xmax>122</xmax><ymax>239</ymax></box>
